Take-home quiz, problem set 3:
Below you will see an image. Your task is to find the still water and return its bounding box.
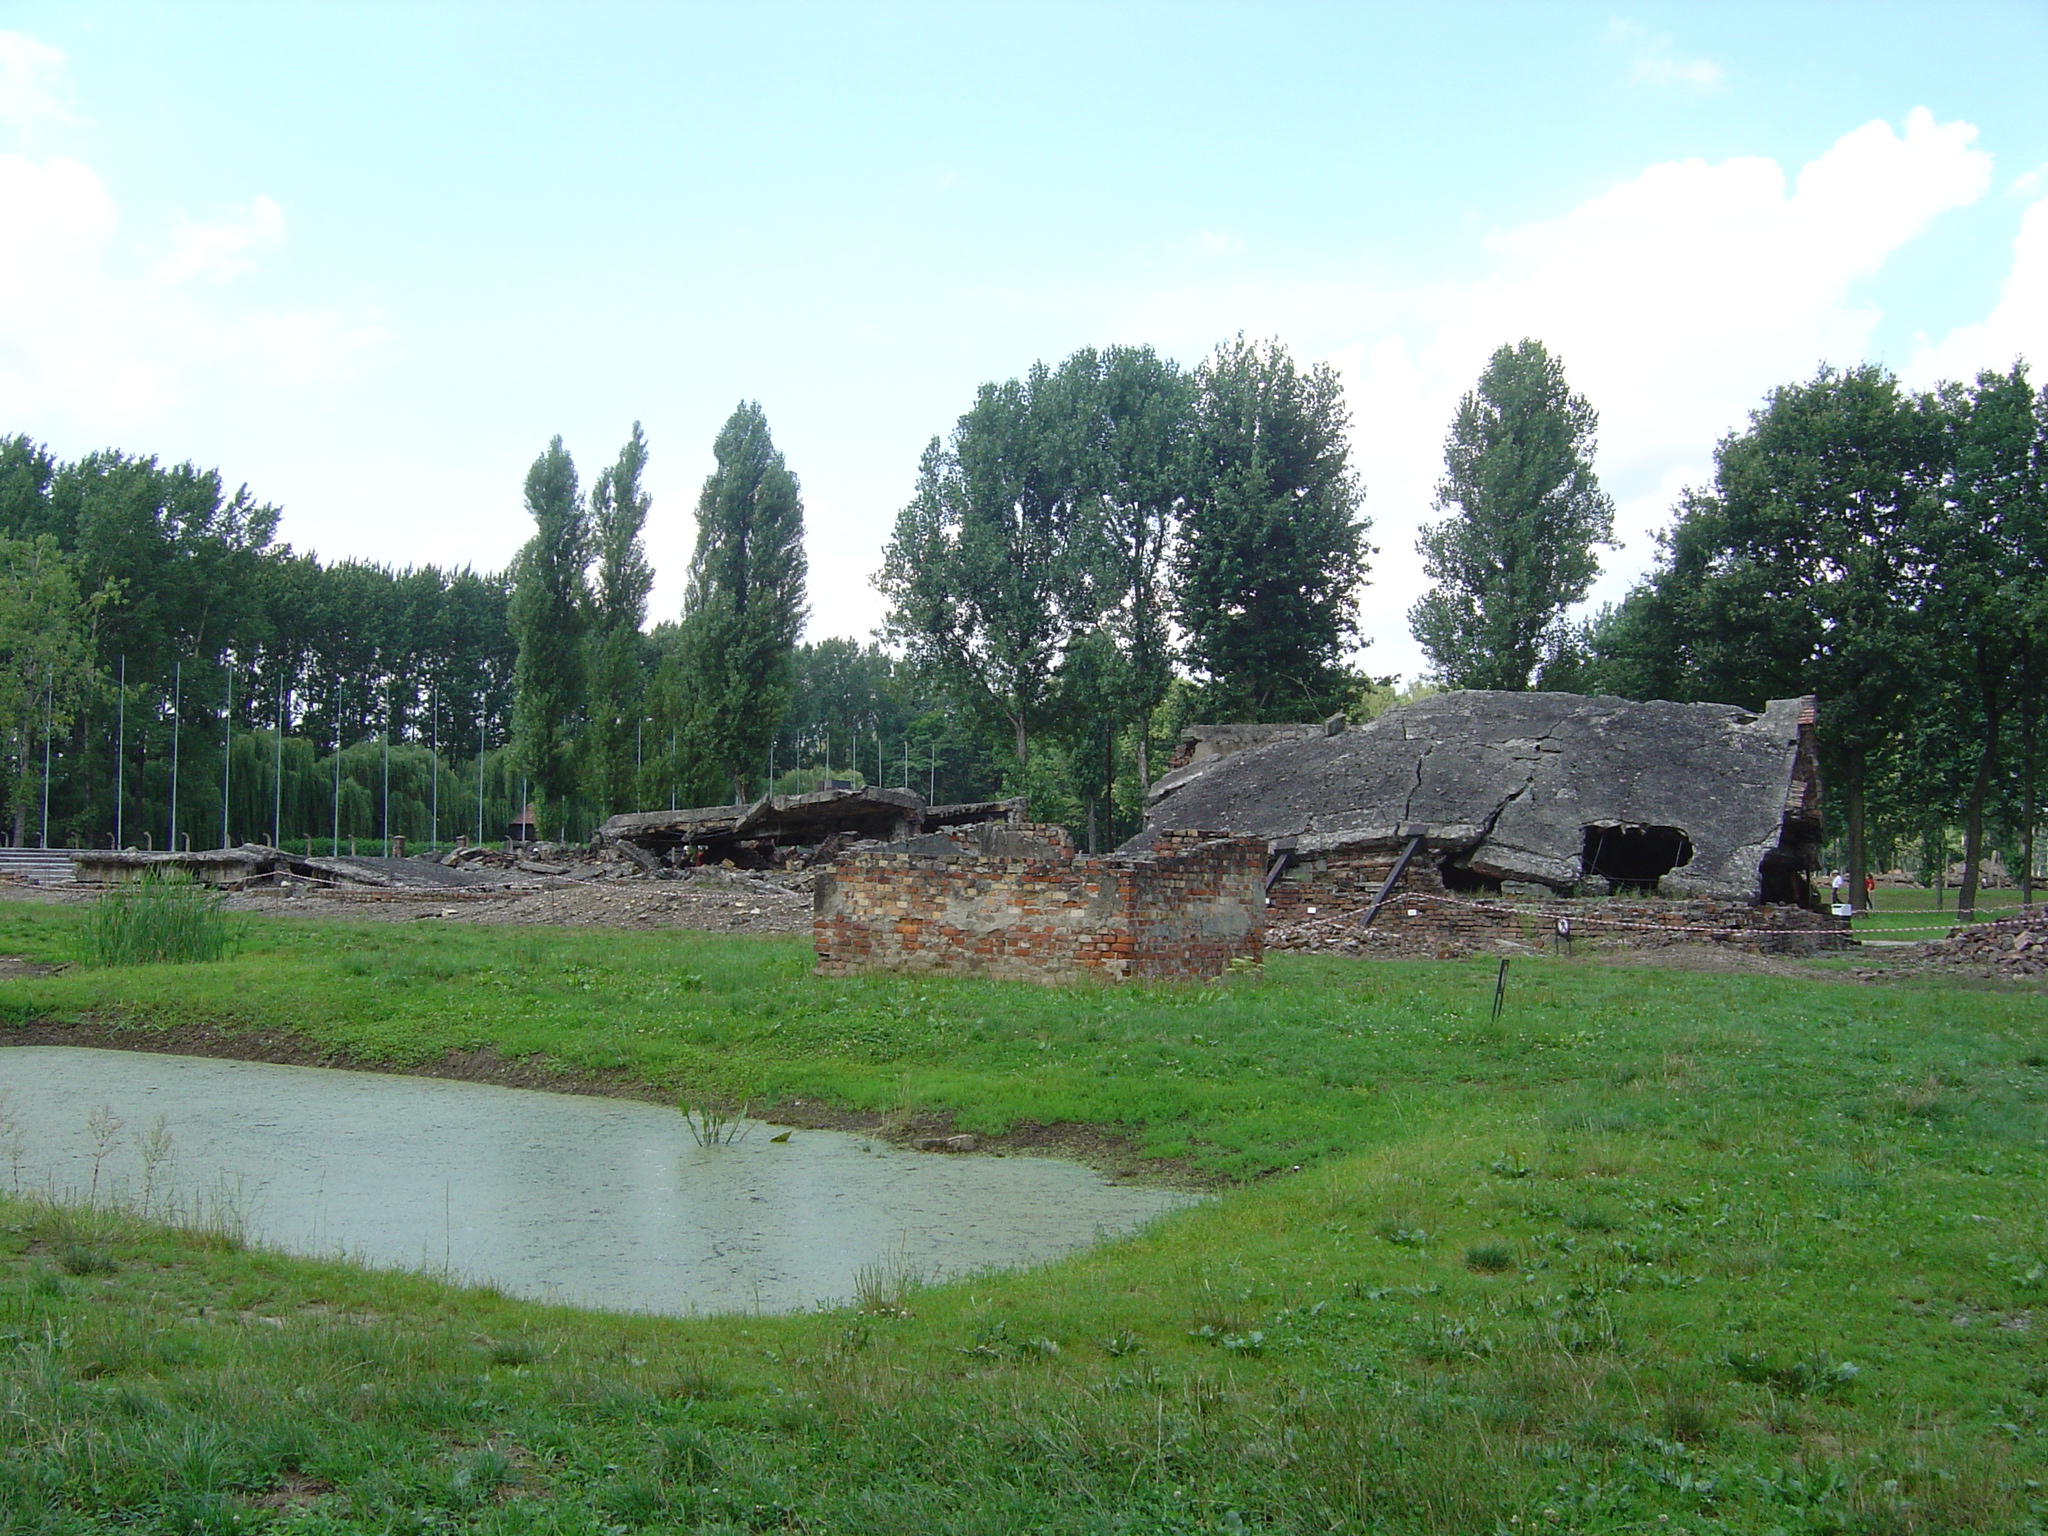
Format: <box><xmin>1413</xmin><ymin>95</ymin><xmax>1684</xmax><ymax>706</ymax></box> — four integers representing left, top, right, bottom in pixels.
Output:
<box><xmin>0</xmin><ymin>1046</ymin><xmax>1193</xmax><ymax>1316</ymax></box>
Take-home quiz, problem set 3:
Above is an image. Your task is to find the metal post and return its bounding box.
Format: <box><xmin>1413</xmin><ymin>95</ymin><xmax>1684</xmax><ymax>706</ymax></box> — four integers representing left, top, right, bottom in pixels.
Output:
<box><xmin>430</xmin><ymin>686</ymin><xmax>439</xmax><ymax>849</ymax></box>
<box><xmin>115</xmin><ymin>655</ymin><xmax>125</xmax><ymax>848</ymax></box>
<box><xmin>381</xmin><ymin>690</ymin><xmax>390</xmax><ymax>857</ymax></box>
<box><xmin>476</xmin><ymin>717</ymin><xmax>484</xmax><ymax>846</ymax></box>
<box><xmin>221</xmin><ymin>663</ymin><xmax>232</xmax><ymax>848</ymax></box>
<box><xmin>332</xmin><ymin>684</ymin><xmax>342</xmax><ymax>857</ymax></box>
<box><xmin>39</xmin><ymin>672</ymin><xmax>51</xmax><ymax>849</ymax></box>
<box><xmin>169</xmin><ymin>661</ymin><xmax>180</xmax><ymax>853</ymax></box>
<box><xmin>273</xmin><ymin>682</ymin><xmax>284</xmax><ymax>849</ymax></box>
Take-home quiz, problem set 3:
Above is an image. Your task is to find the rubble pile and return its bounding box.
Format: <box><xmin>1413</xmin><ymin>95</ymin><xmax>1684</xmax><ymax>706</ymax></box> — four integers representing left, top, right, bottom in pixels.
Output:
<box><xmin>1917</xmin><ymin>915</ymin><xmax>2048</xmax><ymax>980</ymax></box>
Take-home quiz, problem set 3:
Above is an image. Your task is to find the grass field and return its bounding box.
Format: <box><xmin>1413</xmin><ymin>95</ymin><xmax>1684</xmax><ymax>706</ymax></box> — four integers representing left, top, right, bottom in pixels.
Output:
<box><xmin>1850</xmin><ymin>886</ymin><xmax>2038</xmax><ymax>939</ymax></box>
<box><xmin>2</xmin><ymin>898</ymin><xmax>2045</xmax><ymax>1534</ymax></box>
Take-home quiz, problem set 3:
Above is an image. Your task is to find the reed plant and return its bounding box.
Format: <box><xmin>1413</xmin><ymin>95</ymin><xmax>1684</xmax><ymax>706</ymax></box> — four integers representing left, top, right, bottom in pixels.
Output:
<box><xmin>80</xmin><ymin>872</ymin><xmax>237</xmax><ymax>965</ymax></box>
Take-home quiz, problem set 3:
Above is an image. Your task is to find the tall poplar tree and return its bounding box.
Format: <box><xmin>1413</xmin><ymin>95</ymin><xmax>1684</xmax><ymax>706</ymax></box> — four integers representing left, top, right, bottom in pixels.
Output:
<box><xmin>1409</xmin><ymin>339</ymin><xmax>1616</xmax><ymax>691</ymax></box>
<box><xmin>585</xmin><ymin>424</ymin><xmax>654</xmax><ymax>815</ymax></box>
<box><xmin>1173</xmin><ymin>335</ymin><xmax>1369</xmax><ymax>721</ymax></box>
<box><xmin>678</xmin><ymin>404</ymin><xmax>808</xmax><ymax>803</ymax></box>
<box><xmin>508</xmin><ymin>436</ymin><xmax>588</xmax><ymax>834</ymax></box>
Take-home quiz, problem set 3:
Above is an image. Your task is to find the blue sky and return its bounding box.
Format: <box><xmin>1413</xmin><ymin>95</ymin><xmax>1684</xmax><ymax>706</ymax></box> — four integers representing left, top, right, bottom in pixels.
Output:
<box><xmin>4</xmin><ymin>2</ymin><xmax>2045</xmax><ymax>680</ymax></box>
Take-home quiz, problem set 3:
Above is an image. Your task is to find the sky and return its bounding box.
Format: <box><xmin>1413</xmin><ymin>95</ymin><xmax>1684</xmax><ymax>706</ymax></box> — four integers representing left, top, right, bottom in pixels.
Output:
<box><xmin>3</xmin><ymin>1</ymin><xmax>2046</xmax><ymax>683</ymax></box>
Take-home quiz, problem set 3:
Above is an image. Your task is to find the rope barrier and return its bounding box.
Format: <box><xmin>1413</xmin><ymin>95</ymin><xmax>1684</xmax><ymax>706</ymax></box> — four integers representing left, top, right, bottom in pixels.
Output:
<box><xmin>1270</xmin><ymin>888</ymin><xmax>2043</xmax><ymax>943</ymax></box>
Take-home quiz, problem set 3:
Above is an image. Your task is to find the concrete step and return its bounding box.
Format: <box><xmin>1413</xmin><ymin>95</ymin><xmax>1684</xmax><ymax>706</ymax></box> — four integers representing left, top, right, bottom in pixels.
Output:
<box><xmin>0</xmin><ymin>848</ymin><xmax>82</xmax><ymax>882</ymax></box>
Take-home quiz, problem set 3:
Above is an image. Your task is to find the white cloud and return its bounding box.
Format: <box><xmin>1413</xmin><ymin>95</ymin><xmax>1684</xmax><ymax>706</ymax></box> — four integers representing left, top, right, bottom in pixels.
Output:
<box><xmin>0</xmin><ymin>153</ymin><xmax>384</xmax><ymax>437</ymax></box>
<box><xmin>1608</xmin><ymin>19</ymin><xmax>1723</xmax><ymax>91</ymax></box>
<box><xmin>1103</xmin><ymin>109</ymin><xmax>1994</xmax><ymax>679</ymax></box>
<box><xmin>0</xmin><ymin>31</ymin><xmax>74</xmax><ymax>132</ymax></box>
<box><xmin>1910</xmin><ymin>192</ymin><xmax>2048</xmax><ymax>386</ymax></box>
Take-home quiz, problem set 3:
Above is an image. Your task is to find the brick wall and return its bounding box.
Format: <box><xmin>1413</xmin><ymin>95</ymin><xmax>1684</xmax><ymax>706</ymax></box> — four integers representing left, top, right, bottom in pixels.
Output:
<box><xmin>813</xmin><ymin>830</ymin><xmax>1266</xmax><ymax>983</ymax></box>
<box><xmin>1266</xmin><ymin>850</ymin><xmax>1849</xmax><ymax>955</ymax></box>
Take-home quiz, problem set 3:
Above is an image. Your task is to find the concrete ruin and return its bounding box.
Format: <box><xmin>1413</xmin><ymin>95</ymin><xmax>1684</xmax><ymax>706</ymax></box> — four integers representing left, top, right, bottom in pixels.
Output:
<box><xmin>74</xmin><ymin>844</ymin><xmax>502</xmax><ymax>892</ymax></box>
<box><xmin>1129</xmin><ymin>691</ymin><xmax>1843</xmax><ymax>952</ymax></box>
<box><xmin>596</xmin><ymin>786</ymin><xmax>1022</xmax><ymax>870</ymax></box>
<box><xmin>813</xmin><ymin>823</ymin><xmax>1266</xmax><ymax>983</ymax></box>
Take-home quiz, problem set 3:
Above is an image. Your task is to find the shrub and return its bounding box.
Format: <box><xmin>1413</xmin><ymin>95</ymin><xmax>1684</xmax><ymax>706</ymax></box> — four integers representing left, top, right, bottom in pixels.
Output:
<box><xmin>82</xmin><ymin>872</ymin><xmax>237</xmax><ymax>965</ymax></box>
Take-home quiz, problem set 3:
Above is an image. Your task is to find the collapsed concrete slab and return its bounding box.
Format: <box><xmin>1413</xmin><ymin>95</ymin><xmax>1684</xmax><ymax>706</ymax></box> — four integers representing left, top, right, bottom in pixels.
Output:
<box><xmin>596</xmin><ymin>788</ymin><xmax>1022</xmax><ymax>869</ymax></box>
<box><xmin>74</xmin><ymin>844</ymin><xmax>503</xmax><ymax>891</ymax></box>
<box><xmin>1133</xmin><ymin>691</ymin><xmax>1824</xmax><ymax>907</ymax></box>
<box><xmin>813</xmin><ymin>824</ymin><xmax>1266</xmax><ymax>983</ymax></box>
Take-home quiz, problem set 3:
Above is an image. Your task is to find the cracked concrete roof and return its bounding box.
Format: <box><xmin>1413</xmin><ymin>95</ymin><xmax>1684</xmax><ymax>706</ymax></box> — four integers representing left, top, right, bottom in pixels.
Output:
<box><xmin>1128</xmin><ymin>691</ymin><xmax>1818</xmax><ymax>900</ymax></box>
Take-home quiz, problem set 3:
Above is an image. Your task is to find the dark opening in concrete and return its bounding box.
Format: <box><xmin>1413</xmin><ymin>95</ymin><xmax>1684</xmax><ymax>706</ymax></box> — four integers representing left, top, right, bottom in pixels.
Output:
<box><xmin>1582</xmin><ymin>824</ymin><xmax>1694</xmax><ymax>895</ymax></box>
<box><xmin>1438</xmin><ymin>855</ymin><xmax>1502</xmax><ymax>895</ymax></box>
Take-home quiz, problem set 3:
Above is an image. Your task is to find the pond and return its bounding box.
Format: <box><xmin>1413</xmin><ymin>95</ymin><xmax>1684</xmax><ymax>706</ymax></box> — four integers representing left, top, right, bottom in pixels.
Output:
<box><xmin>0</xmin><ymin>1046</ymin><xmax>1194</xmax><ymax>1316</ymax></box>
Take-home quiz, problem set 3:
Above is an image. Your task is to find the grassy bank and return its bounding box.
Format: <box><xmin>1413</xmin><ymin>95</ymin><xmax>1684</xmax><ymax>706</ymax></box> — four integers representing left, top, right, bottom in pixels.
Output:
<box><xmin>1852</xmin><ymin>886</ymin><xmax>2038</xmax><ymax>939</ymax></box>
<box><xmin>2</xmin><ymin>899</ymin><xmax>2046</xmax><ymax>1533</ymax></box>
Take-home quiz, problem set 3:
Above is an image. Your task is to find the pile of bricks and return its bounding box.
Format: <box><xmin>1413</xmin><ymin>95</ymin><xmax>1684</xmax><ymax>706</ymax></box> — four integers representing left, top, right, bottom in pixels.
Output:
<box><xmin>1268</xmin><ymin>891</ymin><xmax>1850</xmax><ymax>956</ymax></box>
<box><xmin>812</xmin><ymin>827</ymin><xmax>1266</xmax><ymax>983</ymax></box>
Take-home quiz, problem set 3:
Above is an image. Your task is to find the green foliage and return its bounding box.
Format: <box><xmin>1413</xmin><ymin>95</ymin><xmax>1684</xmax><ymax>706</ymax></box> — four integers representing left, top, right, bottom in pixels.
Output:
<box><xmin>879</xmin><ymin>367</ymin><xmax>1098</xmax><ymax>766</ymax></box>
<box><xmin>1410</xmin><ymin>338</ymin><xmax>1616</xmax><ymax>691</ymax></box>
<box><xmin>0</xmin><ymin>533</ymin><xmax>107</xmax><ymax>844</ymax></box>
<box><xmin>586</xmin><ymin>424</ymin><xmax>655</xmax><ymax>817</ymax></box>
<box><xmin>508</xmin><ymin>436</ymin><xmax>590</xmax><ymax>834</ymax></box>
<box><xmin>2</xmin><ymin>905</ymin><xmax>2045</xmax><ymax>1531</ymax></box>
<box><xmin>80</xmin><ymin>873</ymin><xmax>236</xmax><ymax>965</ymax></box>
<box><xmin>1175</xmin><ymin>335</ymin><xmax>1371</xmax><ymax>720</ymax></box>
<box><xmin>677</xmin><ymin>403</ymin><xmax>808</xmax><ymax>801</ymax></box>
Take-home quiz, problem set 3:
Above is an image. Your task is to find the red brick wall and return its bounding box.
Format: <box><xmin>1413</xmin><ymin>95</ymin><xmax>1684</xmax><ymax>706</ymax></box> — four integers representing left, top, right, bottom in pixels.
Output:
<box><xmin>1267</xmin><ymin>862</ymin><xmax>1848</xmax><ymax>955</ymax></box>
<box><xmin>813</xmin><ymin>832</ymin><xmax>1266</xmax><ymax>983</ymax></box>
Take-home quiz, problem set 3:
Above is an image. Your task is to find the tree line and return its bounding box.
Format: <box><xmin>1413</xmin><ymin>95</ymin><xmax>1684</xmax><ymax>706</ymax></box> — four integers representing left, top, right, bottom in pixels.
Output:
<box><xmin>4</xmin><ymin>339</ymin><xmax>2042</xmax><ymax>908</ymax></box>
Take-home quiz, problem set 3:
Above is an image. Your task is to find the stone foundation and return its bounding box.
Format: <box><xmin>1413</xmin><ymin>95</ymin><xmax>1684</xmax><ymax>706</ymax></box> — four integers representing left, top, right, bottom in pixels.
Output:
<box><xmin>813</xmin><ymin>826</ymin><xmax>1266</xmax><ymax>983</ymax></box>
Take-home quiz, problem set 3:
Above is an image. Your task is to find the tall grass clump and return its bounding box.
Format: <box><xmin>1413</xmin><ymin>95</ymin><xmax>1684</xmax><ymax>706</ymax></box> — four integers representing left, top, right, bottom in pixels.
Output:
<box><xmin>81</xmin><ymin>873</ymin><xmax>237</xmax><ymax>965</ymax></box>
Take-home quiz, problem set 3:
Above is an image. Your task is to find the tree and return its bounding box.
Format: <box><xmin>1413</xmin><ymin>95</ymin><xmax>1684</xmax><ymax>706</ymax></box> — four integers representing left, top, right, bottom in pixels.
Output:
<box><xmin>0</xmin><ymin>535</ymin><xmax>106</xmax><ymax>845</ymax></box>
<box><xmin>1174</xmin><ymin>335</ymin><xmax>1370</xmax><ymax>720</ymax></box>
<box><xmin>1071</xmin><ymin>344</ymin><xmax>1192</xmax><ymax>787</ymax></box>
<box><xmin>508</xmin><ymin>436</ymin><xmax>589</xmax><ymax>834</ymax></box>
<box><xmin>1921</xmin><ymin>364</ymin><xmax>2046</xmax><ymax>918</ymax></box>
<box><xmin>585</xmin><ymin>424</ymin><xmax>654</xmax><ymax>815</ymax></box>
<box><xmin>677</xmin><ymin>403</ymin><xmax>808</xmax><ymax>803</ymax></box>
<box><xmin>878</xmin><ymin>366</ymin><xmax>1098</xmax><ymax>768</ymax></box>
<box><xmin>1589</xmin><ymin>364</ymin><xmax>1942</xmax><ymax>906</ymax></box>
<box><xmin>1410</xmin><ymin>339</ymin><xmax>1616</xmax><ymax>691</ymax></box>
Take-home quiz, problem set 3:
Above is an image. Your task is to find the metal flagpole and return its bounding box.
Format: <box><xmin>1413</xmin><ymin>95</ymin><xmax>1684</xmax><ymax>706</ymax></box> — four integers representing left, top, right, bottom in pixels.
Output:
<box><xmin>169</xmin><ymin>661</ymin><xmax>180</xmax><ymax>852</ymax></box>
<box><xmin>39</xmin><ymin>672</ymin><xmax>51</xmax><ymax>849</ymax></box>
<box><xmin>221</xmin><ymin>663</ymin><xmax>232</xmax><ymax>848</ymax></box>
<box><xmin>115</xmin><ymin>656</ymin><xmax>125</xmax><ymax>848</ymax></box>
<box><xmin>273</xmin><ymin>682</ymin><xmax>284</xmax><ymax>848</ymax></box>
<box><xmin>332</xmin><ymin>684</ymin><xmax>342</xmax><ymax>856</ymax></box>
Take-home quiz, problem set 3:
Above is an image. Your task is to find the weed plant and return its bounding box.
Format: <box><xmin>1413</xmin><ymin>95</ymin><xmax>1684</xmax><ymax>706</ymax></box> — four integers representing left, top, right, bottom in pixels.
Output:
<box><xmin>79</xmin><ymin>872</ymin><xmax>237</xmax><ymax>966</ymax></box>
<box><xmin>0</xmin><ymin>898</ymin><xmax>2044</xmax><ymax>1530</ymax></box>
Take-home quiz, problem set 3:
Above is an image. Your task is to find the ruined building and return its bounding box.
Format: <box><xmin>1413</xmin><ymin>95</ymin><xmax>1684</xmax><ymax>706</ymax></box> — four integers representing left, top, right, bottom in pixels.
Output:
<box><xmin>813</xmin><ymin>823</ymin><xmax>1266</xmax><ymax>983</ymax></box>
<box><xmin>1128</xmin><ymin>691</ymin><xmax>1843</xmax><ymax>951</ymax></box>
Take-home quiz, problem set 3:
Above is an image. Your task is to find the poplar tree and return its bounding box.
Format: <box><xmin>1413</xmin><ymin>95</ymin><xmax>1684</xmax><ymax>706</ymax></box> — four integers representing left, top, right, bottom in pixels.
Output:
<box><xmin>1409</xmin><ymin>339</ymin><xmax>1616</xmax><ymax>691</ymax></box>
<box><xmin>585</xmin><ymin>424</ymin><xmax>654</xmax><ymax>815</ymax></box>
<box><xmin>1174</xmin><ymin>335</ymin><xmax>1370</xmax><ymax>720</ymax></box>
<box><xmin>508</xmin><ymin>436</ymin><xmax>588</xmax><ymax>835</ymax></box>
<box><xmin>678</xmin><ymin>404</ymin><xmax>808</xmax><ymax>803</ymax></box>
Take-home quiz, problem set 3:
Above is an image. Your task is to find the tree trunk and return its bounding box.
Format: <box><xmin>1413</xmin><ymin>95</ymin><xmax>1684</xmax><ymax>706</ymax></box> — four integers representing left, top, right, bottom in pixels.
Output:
<box><xmin>1958</xmin><ymin>717</ymin><xmax>2000</xmax><ymax>921</ymax></box>
<box><xmin>1012</xmin><ymin>715</ymin><xmax>1029</xmax><ymax>771</ymax></box>
<box><xmin>1136</xmin><ymin>735</ymin><xmax>1150</xmax><ymax>793</ymax></box>
<box><xmin>1845</xmin><ymin>751</ymin><xmax>1868</xmax><ymax>914</ymax></box>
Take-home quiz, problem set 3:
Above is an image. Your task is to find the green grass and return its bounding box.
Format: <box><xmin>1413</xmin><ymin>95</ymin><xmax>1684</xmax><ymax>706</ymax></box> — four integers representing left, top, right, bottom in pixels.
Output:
<box><xmin>2</xmin><ymin>897</ymin><xmax>2046</xmax><ymax>1533</ymax></box>
<box><xmin>77</xmin><ymin>873</ymin><xmax>239</xmax><ymax>966</ymax></box>
<box><xmin>1852</xmin><ymin>884</ymin><xmax>2038</xmax><ymax>938</ymax></box>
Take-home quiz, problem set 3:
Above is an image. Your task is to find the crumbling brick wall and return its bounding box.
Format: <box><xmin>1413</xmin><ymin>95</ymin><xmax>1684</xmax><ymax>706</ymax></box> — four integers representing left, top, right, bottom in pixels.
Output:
<box><xmin>1265</xmin><ymin>852</ymin><xmax>1848</xmax><ymax>955</ymax></box>
<box><xmin>813</xmin><ymin>828</ymin><xmax>1266</xmax><ymax>983</ymax></box>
